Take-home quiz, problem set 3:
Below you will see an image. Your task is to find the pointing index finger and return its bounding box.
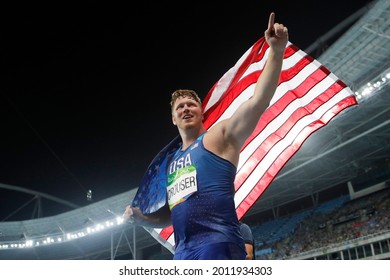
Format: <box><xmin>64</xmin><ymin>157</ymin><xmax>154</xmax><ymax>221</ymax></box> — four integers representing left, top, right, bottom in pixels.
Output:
<box><xmin>268</xmin><ymin>12</ymin><xmax>275</xmax><ymax>29</ymax></box>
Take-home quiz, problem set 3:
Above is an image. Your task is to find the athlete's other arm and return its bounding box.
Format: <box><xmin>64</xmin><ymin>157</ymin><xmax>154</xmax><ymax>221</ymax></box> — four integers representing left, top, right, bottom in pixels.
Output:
<box><xmin>123</xmin><ymin>203</ymin><xmax>171</xmax><ymax>228</ymax></box>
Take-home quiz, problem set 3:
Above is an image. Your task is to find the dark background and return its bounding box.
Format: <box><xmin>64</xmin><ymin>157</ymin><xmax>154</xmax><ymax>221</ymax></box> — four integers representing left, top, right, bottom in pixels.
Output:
<box><xmin>0</xmin><ymin>0</ymin><xmax>373</xmax><ymax>219</ymax></box>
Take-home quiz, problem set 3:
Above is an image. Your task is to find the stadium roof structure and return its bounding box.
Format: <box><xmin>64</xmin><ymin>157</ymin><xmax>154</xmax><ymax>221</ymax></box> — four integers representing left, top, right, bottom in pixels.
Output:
<box><xmin>1</xmin><ymin>0</ymin><xmax>389</xmax><ymax>259</ymax></box>
<box><xmin>0</xmin><ymin>188</ymin><xmax>160</xmax><ymax>259</ymax></box>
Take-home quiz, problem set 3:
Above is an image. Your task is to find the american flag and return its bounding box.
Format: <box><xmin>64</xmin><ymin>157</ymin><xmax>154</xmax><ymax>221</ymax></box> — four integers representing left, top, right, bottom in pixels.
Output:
<box><xmin>132</xmin><ymin>37</ymin><xmax>358</xmax><ymax>253</ymax></box>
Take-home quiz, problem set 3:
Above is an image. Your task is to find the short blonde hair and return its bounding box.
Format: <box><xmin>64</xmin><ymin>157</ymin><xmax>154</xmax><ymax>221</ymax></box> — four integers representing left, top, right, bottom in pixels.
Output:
<box><xmin>170</xmin><ymin>89</ymin><xmax>202</xmax><ymax>110</ymax></box>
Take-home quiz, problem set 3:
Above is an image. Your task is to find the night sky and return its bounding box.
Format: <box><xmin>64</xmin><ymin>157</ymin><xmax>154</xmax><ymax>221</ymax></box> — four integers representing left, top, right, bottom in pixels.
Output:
<box><xmin>0</xmin><ymin>0</ymin><xmax>373</xmax><ymax>219</ymax></box>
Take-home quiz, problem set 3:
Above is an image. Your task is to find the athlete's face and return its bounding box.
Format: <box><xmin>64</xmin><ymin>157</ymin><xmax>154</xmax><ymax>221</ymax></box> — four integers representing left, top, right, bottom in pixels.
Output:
<box><xmin>172</xmin><ymin>96</ymin><xmax>203</xmax><ymax>130</ymax></box>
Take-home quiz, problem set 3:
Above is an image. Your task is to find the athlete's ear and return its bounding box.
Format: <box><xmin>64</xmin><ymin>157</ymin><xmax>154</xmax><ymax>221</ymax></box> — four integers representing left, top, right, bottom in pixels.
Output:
<box><xmin>172</xmin><ymin>115</ymin><xmax>177</xmax><ymax>126</ymax></box>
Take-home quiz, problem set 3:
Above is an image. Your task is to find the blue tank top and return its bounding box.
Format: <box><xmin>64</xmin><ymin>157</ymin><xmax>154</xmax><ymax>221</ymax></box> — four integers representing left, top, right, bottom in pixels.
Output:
<box><xmin>167</xmin><ymin>133</ymin><xmax>245</xmax><ymax>255</ymax></box>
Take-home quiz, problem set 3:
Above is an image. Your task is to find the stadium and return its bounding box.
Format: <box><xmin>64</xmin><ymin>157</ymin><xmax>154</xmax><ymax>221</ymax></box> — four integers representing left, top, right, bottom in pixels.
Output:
<box><xmin>1</xmin><ymin>0</ymin><xmax>389</xmax><ymax>260</ymax></box>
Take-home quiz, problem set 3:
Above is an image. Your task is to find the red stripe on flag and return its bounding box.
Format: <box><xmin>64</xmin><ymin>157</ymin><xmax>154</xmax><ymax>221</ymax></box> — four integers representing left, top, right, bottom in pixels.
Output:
<box><xmin>159</xmin><ymin>225</ymin><xmax>173</xmax><ymax>240</ymax></box>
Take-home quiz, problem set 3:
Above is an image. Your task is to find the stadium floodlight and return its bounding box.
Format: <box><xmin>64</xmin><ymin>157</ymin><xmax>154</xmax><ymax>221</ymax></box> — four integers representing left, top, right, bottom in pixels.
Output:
<box><xmin>355</xmin><ymin>67</ymin><xmax>390</xmax><ymax>101</ymax></box>
<box><xmin>0</xmin><ymin>216</ymin><xmax>126</xmax><ymax>251</ymax></box>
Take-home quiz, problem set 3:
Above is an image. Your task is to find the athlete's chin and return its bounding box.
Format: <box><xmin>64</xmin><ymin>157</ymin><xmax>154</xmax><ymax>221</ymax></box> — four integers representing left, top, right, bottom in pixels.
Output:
<box><xmin>180</xmin><ymin>122</ymin><xmax>197</xmax><ymax>129</ymax></box>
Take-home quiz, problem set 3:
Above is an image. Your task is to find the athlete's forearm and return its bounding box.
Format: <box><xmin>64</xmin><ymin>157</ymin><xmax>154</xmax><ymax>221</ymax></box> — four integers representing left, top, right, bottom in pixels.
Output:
<box><xmin>252</xmin><ymin>48</ymin><xmax>284</xmax><ymax>107</ymax></box>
